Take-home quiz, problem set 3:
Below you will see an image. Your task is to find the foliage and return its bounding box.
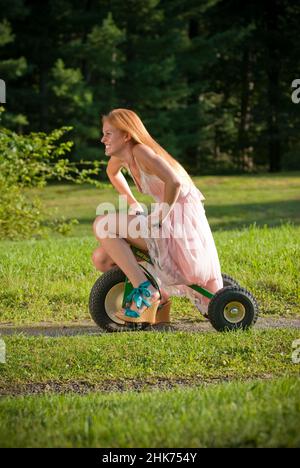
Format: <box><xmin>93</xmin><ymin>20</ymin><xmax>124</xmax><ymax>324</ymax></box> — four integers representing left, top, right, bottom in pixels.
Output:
<box><xmin>0</xmin><ymin>110</ymin><xmax>104</xmax><ymax>240</ymax></box>
<box><xmin>0</xmin><ymin>0</ymin><xmax>299</xmax><ymax>172</ymax></box>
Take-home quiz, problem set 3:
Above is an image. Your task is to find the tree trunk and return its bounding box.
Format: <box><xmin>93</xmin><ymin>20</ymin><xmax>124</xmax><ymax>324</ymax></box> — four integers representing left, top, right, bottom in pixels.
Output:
<box><xmin>237</xmin><ymin>47</ymin><xmax>253</xmax><ymax>171</ymax></box>
<box><xmin>81</xmin><ymin>0</ymin><xmax>92</xmax><ymax>83</ymax></box>
<box><xmin>40</xmin><ymin>67</ymin><xmax>48</xmax><ymax>131</ymax></box>
<box><xmin>186</xmin><ymin>18</ymin><xmax>201</xmax><ymax>173</ymax></box>
<box><xmin>264</xmin><ymin>0</ymin><xmax>282</xmax><ymax>172</ymax></box>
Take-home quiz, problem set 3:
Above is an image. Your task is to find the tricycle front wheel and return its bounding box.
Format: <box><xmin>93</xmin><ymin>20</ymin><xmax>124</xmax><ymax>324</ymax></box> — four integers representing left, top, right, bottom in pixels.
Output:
<box><xmin>89</xmin><ymin>266</ymin><xmax>154</xmax><ymax>332</ymax></box>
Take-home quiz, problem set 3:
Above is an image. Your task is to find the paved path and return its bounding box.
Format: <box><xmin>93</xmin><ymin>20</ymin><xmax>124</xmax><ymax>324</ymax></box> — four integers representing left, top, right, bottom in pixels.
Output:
<box><xmin>1</xmin><ymin>316</ymin><xmax>299</xmax><ymax>337</ymax></box>
<box><xmin>1</xmin><ymin>317</ymin><xmax>299</xmax><ymax>397</ymax></box>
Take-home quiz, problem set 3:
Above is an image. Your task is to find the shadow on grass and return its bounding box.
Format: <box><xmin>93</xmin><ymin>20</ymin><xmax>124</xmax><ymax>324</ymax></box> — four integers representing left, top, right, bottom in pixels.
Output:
<box><xmin>72</xmin><ymin>199</ymin><xmax>300</xmax><ymax>232</ymax></box>
<box><xmin>205</xmin><ymin>199</ymin><xmax>300</xmax><ymax>231</ymax></box>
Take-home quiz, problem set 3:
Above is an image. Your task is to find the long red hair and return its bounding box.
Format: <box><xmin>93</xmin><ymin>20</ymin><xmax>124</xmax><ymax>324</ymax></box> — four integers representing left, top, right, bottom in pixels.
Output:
<box><xmin>102</xmin><ymin>108</ymin><xmax>193</xmax><ymax>183</ymax></box>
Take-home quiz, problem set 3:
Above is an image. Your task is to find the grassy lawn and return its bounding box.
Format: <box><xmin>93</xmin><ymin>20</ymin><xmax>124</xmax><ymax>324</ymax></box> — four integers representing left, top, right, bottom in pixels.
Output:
<box><xmin>0</xmin><ymin>377</ymin><xmax>299</xmax><ymax>447</ymax></box>
<box><xmin>31</xmin><ymin>171</ymin><xmax>300</xmax><ymax>237</ymax></box>
<box><xmin>0</xmin><ymin>172</ymin><xmax>299</xmax><ymax>448</ymax></box>
<box><xmin>0</xmin><ymin>223</ymin><xmax>299</xmax><ymax>324</ymax></box>
<box><xmin>0</xmin><ymin>329</ymin><xmax>299</xmax><ymax>389</ymax></box>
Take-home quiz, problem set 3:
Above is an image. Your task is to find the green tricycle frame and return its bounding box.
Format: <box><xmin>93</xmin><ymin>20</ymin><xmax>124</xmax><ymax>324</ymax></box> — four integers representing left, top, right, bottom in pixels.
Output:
<box><xmin>89</xmin><ymin>245</ymin><xmax>259</xmax><ymax>332</ymax></box>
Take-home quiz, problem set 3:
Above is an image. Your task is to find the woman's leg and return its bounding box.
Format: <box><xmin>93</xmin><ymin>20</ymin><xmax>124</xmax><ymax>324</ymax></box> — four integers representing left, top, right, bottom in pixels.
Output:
<box><xmin>91</xmin><ymin>243</ymin><xmax>170</xmax><ymax>304</ymax></box>
<box><xmin>93</xmin><ymin>213</ymin><xmax>161</xmax><ymax>313</ymax></box>
<box><xmin>91</xmin><ymin>244</ymin><xmax>147</xmax><ymax>273</ymax></box>
<box><xmin>91</xmin><ymin>245</ymin><xmax>116</xmax><ymax>272</ymax></box>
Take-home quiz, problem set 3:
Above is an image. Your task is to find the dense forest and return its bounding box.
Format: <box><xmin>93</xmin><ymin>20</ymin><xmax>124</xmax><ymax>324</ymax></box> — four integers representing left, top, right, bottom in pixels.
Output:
<box><xmin>0</xmin><ymin>0</ymin><xmax>300</xmax><ymax>174</ymax></box>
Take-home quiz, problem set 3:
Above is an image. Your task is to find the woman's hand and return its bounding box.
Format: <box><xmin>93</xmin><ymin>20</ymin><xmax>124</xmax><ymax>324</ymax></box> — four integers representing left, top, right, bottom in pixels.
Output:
<box><xmin>147</xmin><ymin>213</ymin><xmax>162</xmax><ymax>231</ymax></box>
<box><xmin>128</xmin><ymin>201</ymin><xmax>145</xmax><ymax>215</ymax></box>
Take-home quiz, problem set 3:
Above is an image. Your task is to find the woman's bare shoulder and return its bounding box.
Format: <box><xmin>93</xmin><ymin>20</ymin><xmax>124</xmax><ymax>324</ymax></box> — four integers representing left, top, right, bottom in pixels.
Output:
<box><xmin>132</xmin><ymin>143</ymin><xmax>182</xmax><ymax>184</ymax></box>
<box><xmin>132</xmin><ymin>143</ymin><xmax>156</xmax><ymax>174</ymax></box>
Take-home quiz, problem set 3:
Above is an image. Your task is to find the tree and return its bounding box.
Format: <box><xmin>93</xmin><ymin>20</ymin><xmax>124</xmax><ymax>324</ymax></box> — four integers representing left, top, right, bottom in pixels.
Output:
<box><xmin>1</xmin><ymin>0</ymin><xmax>299</xmax><ymax>173</ymax></box>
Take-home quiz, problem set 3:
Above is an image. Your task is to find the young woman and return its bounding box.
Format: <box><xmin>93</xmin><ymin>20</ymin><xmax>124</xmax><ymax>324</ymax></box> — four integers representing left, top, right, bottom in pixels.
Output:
<box><xmin>92</xmin><ymin>108</ymin><xmax>223</xmax><ymax>323</ymax></box>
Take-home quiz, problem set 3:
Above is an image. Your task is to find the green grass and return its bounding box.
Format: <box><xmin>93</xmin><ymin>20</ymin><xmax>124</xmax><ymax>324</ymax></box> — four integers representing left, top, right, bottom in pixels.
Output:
<box><xmin>1</xmin><ymin>173</ymin><xmax>300</xmax><ymax>448</ymax></box>
<box><xmin>0</xmin><ymin>376</ymin><xmax>299</xmax><ymax>447</ymax></box>
<box><xmin>0</xmin><ymin>172</ymin><xmax>294</xmax><ymax>324</ymax></box>
<box><xmin>0</xmin><ymin>223</ymin><xmax>299</xmax><ymax>324</ymax></box>
<box><xmin>32</xmin><ymin>172</ymin><xmax>300</xmax><ymax>237</ymax></box>
<box><xmin>1</xmin><ymin>329</ymin><xmax>299</xmax><ymax>388</ymax></box>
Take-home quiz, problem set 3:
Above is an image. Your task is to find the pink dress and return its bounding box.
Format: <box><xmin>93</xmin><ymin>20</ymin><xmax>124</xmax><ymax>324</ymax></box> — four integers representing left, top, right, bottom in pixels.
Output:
<box><xmin>124</xmin><ymin>155</ymin><xmax>223</xmax><ymax>314</ymax></box>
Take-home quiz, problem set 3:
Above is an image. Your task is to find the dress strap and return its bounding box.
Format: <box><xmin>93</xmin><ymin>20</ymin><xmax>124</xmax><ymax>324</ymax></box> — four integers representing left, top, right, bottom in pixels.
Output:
<box><xmin>124</xmin><ymin>155</ymin><xmax>143</xmax><ymax>193</ymax></box>
<box><xmin>131</xmin><ymin>152</ymin><xmax>144</xmax><ymax>173</ymax></box>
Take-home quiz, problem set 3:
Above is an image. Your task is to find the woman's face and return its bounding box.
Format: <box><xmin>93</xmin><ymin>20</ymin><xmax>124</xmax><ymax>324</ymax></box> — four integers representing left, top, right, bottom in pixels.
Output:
<box><xmin>101</xmin><ymin>122</ymin><xmax>127</xmax><ymax>156</ymax></box>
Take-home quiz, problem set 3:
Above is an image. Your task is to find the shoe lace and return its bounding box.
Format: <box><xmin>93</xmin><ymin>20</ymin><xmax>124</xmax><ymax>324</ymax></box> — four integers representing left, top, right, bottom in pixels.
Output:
<box><xmin>125</xmin><ymin>280</ymin><xmax>153</xmax><ymax>309</ymax></box>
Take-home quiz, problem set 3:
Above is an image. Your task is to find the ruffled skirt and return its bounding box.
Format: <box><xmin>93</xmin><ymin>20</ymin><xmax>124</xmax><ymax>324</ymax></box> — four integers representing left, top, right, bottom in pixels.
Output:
<box><xmin>138</xmin><ymin>184</ymin><xmax>223</xmax><ymax>314</ymax></box>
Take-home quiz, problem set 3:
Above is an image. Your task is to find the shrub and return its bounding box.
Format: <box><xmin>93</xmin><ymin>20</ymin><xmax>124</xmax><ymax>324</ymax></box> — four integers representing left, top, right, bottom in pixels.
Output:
<box><xmin>0</xmin><ymin>110</ymin><xmax>103</xmax><ymax>240</ymax></box>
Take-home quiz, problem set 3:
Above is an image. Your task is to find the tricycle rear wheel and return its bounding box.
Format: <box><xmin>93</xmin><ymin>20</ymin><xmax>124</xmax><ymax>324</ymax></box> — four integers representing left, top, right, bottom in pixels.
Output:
<box><xmin>208</xmin><ymin>286</ymin><xmax>259</xmax><ymax>332</ymax></box>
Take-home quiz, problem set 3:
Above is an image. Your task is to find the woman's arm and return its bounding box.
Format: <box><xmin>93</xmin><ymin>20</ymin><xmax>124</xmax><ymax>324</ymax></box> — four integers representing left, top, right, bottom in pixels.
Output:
<box><xmin>106</xmin><ymin>156</ymin><xmax>142</xmax><ymax>210</ymax></box>
<box><xmin>132</xmin><ymin>145</ymin><xmax>182</xmax><ymax>225</ymax></box>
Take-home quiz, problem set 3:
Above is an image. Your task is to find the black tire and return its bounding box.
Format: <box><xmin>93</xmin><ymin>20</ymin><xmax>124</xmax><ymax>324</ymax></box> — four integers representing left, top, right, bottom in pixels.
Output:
<box><xmin>199</xmin><ymin>274</ymin><xmax>241</xmax><ymax>320</ymax></box>
<box><xmin>89</xmin><ymin>266</ymin><xmax>156</xmax><ymax>332</ymax></box>
<box><xmin>208</xmin><ymin>286</ymin><xmax>259</xmax><ymax>332</ymax></box>
<box><xmin>222</xmin><ymin>273</ymin><xmax>240</xmax><ymax>288</ymax></box>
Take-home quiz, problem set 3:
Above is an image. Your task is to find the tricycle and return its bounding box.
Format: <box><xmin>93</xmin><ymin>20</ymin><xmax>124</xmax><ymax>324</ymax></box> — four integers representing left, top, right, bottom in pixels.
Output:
<box><xmin>89</xmin><ymin>245</ymin><xmax>259</xmax><ymax>332</ymax></box>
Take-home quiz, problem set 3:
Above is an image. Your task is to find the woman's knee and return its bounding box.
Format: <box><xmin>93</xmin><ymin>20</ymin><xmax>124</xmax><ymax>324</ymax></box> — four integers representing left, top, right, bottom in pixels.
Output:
<box><xmin>91</xmin><ymin>247</ymin><xmax>115</xmax><ymax>272</ymax></box>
